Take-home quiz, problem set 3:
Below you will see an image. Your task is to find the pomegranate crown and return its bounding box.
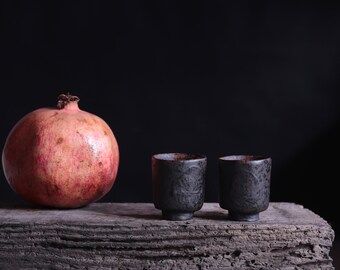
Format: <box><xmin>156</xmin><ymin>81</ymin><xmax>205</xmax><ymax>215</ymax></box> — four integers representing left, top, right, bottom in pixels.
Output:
<box><xmin>57</xmin><ymin>93</ymin><xmax>80</xmax><ymax>109</ymax></box>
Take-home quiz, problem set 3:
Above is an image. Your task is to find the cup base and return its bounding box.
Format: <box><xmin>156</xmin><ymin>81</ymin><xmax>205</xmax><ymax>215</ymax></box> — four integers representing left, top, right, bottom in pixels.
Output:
<box><xmin>228</xmin><ymin>212</ymin><xmax>259</xmax><ymax>222</ymax></box>
<box><xmin>162</xmin><ymin>211</ymin><xmax>194</xmax><ymax>221</ymax></box>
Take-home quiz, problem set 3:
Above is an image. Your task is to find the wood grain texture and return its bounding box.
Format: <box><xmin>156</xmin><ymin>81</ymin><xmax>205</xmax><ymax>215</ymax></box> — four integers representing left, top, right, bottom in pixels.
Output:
<box><xmin>0</xmin><ymin>203</ymin><xmax>335</xmax><ymax>269</ymax></box>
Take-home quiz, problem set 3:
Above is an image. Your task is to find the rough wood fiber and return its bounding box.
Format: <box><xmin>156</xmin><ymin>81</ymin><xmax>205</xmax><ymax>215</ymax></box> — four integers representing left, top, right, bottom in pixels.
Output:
<box><xmin>0</xmin><ymin>203</ymin><xmax>335</xmax><ymax>269</ymax></box>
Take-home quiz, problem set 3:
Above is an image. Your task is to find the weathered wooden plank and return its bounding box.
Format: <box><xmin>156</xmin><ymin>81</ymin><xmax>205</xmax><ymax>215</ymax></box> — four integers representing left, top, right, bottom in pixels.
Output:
<box><xmin>0</xmin><ymin>203</ymin><xmax>335</xmax><ymax>269</ymax></box>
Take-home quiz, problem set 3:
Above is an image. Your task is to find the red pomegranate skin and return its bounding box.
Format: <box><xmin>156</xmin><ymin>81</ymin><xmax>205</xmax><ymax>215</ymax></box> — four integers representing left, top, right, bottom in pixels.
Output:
<box><xmin>2</xmin><ymin>97</ymin><xmax>119</xmax><ymax>208</ymax></box>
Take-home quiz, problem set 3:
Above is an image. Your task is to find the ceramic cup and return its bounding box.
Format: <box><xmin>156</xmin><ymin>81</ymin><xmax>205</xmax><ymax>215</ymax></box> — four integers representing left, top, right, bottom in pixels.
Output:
<box><xmin>152</xmin><ymin>153</ymin><xmax>207</xmax><ymax>221</ymax></box>
<box><xmin>218</xmin><ymin>155</ymin><xmax>271</xmax><ymax>221</ymax></box>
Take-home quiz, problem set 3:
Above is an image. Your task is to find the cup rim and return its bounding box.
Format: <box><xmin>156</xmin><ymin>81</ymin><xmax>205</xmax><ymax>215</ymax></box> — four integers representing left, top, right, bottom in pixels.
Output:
<box><xmin>152</xmin><ymin>153</ymin><xmax>206</xmax><ymax>162</ymax></box>
<box><xmin>219</xmin><ymin>155</ymin><xmax>271</xmax><ymax>163</ymax></box>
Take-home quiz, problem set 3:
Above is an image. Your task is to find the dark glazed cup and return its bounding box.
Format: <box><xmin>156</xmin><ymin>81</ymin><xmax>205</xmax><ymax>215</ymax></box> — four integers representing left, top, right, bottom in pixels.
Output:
<box><xmin>152</xmin><ymin>153</ymin><xmax>207</xmax><ymax>221</ymax></box>
<box><xmin>219</xmin><ymin>155</ymin><xmax>271</xmax><ymax>222</ymax></box>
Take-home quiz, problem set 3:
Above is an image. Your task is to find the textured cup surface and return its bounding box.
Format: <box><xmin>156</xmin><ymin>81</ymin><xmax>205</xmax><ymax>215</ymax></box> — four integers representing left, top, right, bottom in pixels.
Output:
<box><xmin>152</xmin><ymin>153</ymin><xmax>207</xmax><ymax>221</ymax></box>
<box><xmin>219</xmin><ymin>155</ymin><xmax>271</xmax><ymax>221</ymax></box>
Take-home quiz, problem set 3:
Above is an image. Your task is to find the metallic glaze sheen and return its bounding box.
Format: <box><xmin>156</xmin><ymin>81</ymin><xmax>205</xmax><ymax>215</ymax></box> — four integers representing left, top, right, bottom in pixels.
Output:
<box><xmin>152</xmin><ymin>153</ymin><xmax>206</xmax><ymax>221</ymax></box>
<box><xmin>219</xmin><ymin>155</ymin><xmax>271</xmax><ymax>221</ymax></box>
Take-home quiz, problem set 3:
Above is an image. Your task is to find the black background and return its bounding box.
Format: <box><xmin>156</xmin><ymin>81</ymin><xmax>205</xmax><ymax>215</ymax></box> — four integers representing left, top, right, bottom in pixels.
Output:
<box><xmin>1</xmin><ymin>0</ymin><xmax>340</xmax><ymax>239</ymax></box>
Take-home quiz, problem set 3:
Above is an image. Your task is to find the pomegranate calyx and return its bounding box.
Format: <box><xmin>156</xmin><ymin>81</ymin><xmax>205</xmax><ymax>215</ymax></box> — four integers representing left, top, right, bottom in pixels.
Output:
<box><xmin>57</xmin><ymin>93</ymin><xmax>80</xmax><ymax>109</ymax></box>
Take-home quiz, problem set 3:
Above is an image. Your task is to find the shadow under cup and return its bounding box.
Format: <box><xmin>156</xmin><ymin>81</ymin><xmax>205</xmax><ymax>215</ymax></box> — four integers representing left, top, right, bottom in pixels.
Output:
<box><xmin>219</xmin><ymin>155</ymin><xmax>272</xmax><ymax>222</ymax></box>
<box><xmin>152</xmin><ymin>153</ymin><xmax>207</xmax><ymax>221</ymax></box>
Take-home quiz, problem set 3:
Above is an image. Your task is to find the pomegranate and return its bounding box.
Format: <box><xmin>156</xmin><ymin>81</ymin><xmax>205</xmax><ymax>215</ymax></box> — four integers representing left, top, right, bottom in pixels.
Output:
<box><xmin>2</xmin><ymin>93</ymin><xmax>119</xmax><ymax>208</ymax></box>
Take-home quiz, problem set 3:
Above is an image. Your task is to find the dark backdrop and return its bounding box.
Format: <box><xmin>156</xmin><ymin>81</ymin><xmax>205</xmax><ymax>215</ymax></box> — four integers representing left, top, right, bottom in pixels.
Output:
<box><xmin>1</xmin><ymin>1</ymin><xmax>340</xmax><ymax>232</ymax></box>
